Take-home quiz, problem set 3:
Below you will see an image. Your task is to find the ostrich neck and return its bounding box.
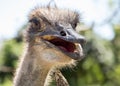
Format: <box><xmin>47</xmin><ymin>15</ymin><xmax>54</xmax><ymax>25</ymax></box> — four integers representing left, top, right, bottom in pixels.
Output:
<box><xmin>14</xmin><ymin>45</ymin><xmax>50</xmax><ymax>86</ymax></box>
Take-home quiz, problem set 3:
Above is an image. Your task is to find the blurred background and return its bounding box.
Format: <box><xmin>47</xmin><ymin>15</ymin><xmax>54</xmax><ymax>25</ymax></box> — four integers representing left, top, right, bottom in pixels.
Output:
<box><xmin>0</xmin><ymin>0</ymin><xmax>120</xmax><ymax>86</ymax></box>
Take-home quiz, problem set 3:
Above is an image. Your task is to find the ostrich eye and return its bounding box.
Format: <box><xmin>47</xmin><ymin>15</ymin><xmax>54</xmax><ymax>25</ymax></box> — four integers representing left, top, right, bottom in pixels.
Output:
<box><xmin>29</xmin><ymin>18</ymin><xmax>42</xmax><ymax>32</ymax></box>
<box><xmin>29</xmin><ymin>18</ymin><xmax>40</xmax><ymax>26</ymax></box>
<box><xmin>72</xmin><ymin>23</ymin><xmax>77</xmax><ymax>29</ymax></box>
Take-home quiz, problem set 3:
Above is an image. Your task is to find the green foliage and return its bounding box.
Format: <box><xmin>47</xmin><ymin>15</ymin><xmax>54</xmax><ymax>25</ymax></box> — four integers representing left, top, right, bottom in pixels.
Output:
<box><xmin>0</xmin><ymin>39</ymin><xmax>23</xmax><ymax>84</ymax></box>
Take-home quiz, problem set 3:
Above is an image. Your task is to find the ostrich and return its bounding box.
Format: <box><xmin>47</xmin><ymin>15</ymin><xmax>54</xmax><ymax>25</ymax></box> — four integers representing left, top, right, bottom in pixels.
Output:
<box><xmin>13</xmin><ymin>6</ymin><xmax>85</xmax><ymax>86</ymax></box>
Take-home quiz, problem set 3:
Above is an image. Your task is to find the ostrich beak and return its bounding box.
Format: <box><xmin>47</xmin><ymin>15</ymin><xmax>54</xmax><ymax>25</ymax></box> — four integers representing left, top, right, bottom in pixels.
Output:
<box><xmin>39</xmin><ymin>27</ymin><xmax>86</xmax><ymax>45</ymax></box>
<box><xmin>38</xmin><ymin>26</ymin><xmax>86</xmax><ymax>60</ymax></box>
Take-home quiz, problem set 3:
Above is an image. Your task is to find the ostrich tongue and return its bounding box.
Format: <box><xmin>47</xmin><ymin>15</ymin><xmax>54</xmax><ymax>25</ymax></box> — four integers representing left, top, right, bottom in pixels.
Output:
<box><xmin>41</xmin><ymin>35</ymin><xmax>76</xmax><ymax>52</ymax></box>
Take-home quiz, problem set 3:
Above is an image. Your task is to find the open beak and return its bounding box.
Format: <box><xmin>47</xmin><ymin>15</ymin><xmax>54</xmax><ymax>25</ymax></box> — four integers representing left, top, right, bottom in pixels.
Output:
<box><xmin>38</xmin><ymin>27</ymin><xmax>86</xmax><ymax>60</ymax></box>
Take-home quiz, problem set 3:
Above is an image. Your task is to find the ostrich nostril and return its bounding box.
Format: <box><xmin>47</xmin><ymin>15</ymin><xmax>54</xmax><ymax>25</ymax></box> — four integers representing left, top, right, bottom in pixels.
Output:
<box><xmin>60</xmin><ymin>31</ymin><xmax>66</xmax><ymax>36</ymax></box>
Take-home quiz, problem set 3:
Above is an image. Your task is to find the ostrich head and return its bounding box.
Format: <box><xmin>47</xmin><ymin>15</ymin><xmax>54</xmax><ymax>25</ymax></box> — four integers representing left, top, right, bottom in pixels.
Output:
<box><xmin>26</xmin><ymin>6</ymin><xmax>85</xmax><ymax>68</ymax></box>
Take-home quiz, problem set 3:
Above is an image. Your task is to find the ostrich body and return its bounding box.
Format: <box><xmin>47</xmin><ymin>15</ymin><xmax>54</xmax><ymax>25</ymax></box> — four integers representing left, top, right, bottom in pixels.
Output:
<box><xmin>14</xmin><ymin>6</ymin><xmax>85</xmax><ymax>86</ymax></box>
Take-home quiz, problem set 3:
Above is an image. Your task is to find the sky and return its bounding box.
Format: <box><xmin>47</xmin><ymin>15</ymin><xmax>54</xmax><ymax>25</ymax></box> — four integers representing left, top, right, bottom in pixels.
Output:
<box><xmin>0</xmin><ymin>0</ymin><xmax>117</xmax><ymax>41</ymax></box>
